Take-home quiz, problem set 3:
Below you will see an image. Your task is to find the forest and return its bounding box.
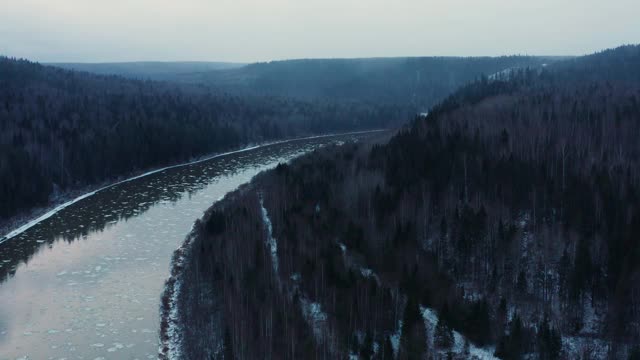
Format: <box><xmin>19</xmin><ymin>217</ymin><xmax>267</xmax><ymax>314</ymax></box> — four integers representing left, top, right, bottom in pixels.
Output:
<box><xmin>0</xmin><ymin>57</ymin><xmax>404</xmax><ymax>225</ymax></box>
<box><xmin>167</xmin><ymin>45</ymin><xmax>640</xmax><ymax>359</ymax></box>
<box><xmin>0</xmin><ymin>55</ymin><xmax>544</xmax><ymax>233</ymax></box>
<box><xmin>49</xmin><ymin>61</ymin><xmax>245</xmax><ymax>81</ymax></box>
<box><xmin>186</xmin><ymin>56</ymin><xmax>550</xmax><ymax>108</ymax></box>
<box><xmin>48</xmin><ymin>56</ymin><xmax>550</xmax><ymax>107</ymax></box>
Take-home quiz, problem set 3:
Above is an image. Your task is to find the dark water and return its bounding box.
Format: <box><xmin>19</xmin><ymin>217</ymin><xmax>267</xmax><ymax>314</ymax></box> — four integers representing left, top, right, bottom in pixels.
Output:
<box><xmin>0</xmin><ymin>133</ymin><xmax>374</xmax><ymax>360</ymax></box>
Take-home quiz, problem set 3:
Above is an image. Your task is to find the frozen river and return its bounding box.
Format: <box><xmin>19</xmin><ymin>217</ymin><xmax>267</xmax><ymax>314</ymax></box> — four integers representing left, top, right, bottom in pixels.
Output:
<box><xmin>0</xmin><ymin>132</ymin><xmax>376</xmax><ymax>359</ymax></box>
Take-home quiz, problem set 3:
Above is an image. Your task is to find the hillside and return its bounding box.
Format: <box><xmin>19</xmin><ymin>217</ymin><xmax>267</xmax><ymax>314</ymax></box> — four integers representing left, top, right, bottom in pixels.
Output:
<box><xmin>48</xmin><ymin>61</ymin><xmax>245</xmax><ymax>81</ymax></box>
<box><xmin>167</xmin><ymin>45</ymin><xmax>640</xmax><ymax>359</ymax></box>
<box><xmin>547</xmin><ymin>44</ymin><xmax>640</xmax><ymax>83</ymax></box>
<box><xmin>51</xmin><ymin>56</ymin><xmax>552</xmax><ymax>109</ymax></box>
<box><xmin>0</xmin><ymin>58</ymin><xmax>404</xmax><ymax>226</ymax></box>
<box><xmin>181</xmin><ymin>56</ymin><xmax>552</xmax><ymax>108</ymax></box>
<box><xmin>1</xmin><ymin>54</ymin><xmax>550</xmax><ymax>232</ymax></box>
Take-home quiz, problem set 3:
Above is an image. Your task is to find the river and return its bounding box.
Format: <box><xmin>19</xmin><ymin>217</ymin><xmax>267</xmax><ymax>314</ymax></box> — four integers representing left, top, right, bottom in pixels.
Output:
<box><xmin>0</xmin><ymin>132</ymin><xmax>377</xmax><ymax>360</ymax></box>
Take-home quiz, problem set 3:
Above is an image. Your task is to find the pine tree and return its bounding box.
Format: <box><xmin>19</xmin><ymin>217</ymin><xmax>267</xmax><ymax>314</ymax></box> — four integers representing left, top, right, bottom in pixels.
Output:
<box><xmin>399</xmin><ymin>297</ymin><xmax>427</xmax><ymax>360</ymax></box>
<box><xmin>382</xmin><ymin>335</ymin><xmax>394</xmax><ymax>360</ymax></box>
<box><xmin>558</xmin><ymin>248</ymin><xmax>571</xmax><ymax>306</ymax></box>
<box><xmin>223</xmin><ymin>326</ymin><xmax>234</xmax><ymax>360</ymax></box>
<box><xmin>495</xmin><ymin>314</ymin><xmax>525</xmax><ymax>360</ymax></box>
<box><xmin>517</xmin><ymin>270</ymin><xmax>528</xmax><ymax>295</ymax></box>
<box><xmin>360</xmin><ymin>330</ymin><xmax>374</xmax><ymax>360</ymax></box>
<box><xmin>466</xmin><ymin>299</ymin><xmax>491</xmax><ymax>346</ymax></box>
<box><xmin>463</xmin><ymin>339</ymin><xmax>471</xmax><ymax>356</ymax></box>
<box><xmin>434</xmin><ymin>305</ymin><xmax>454</xmax><ymax>349</ymax></box>
<box><xmin>496</xmin><ymin>298</ymin><xmax>508</xmax><ymax>338</ymax></box>
<box><xmin>537</xmin><ymin>315</ymin><xmax>561</xmax><ymax>360</ymax></box>
<box><xmin>571</xmin><ymin>236</ymin><xmax>592</xmax><ymax>301</ymax></box>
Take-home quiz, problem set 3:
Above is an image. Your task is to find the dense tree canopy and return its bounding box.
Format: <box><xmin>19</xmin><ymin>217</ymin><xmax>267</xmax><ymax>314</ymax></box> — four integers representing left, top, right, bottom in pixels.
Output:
<box><xmin>0</xmin><ymin>57</ymin><xmax>404</xmax><ymax>222</ymax></box>
<box><xmin>172</xmin><ymin>45</ymin><xmax>640</xmax><ymax>359</ymax></box>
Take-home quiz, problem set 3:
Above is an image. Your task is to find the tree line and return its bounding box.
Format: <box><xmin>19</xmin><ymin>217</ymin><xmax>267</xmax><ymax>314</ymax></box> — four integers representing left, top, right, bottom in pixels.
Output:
<box><xmin>0</xmin><ymin>57</ymin><xmax>405</xmax><ymax>223</ymax></box>
<box><xmin>172</xmin><ymin>45</ymin><xmax>640</xmax><ymax>359</ymax></box>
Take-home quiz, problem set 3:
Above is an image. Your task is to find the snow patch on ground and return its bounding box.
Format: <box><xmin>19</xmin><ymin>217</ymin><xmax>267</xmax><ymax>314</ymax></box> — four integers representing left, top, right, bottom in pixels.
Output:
<box><xmin>390</xmin><ymin>319</ymin><xmax>402</xmax><ymax>357</ymax></box>
<box><xmin>1</xmin><ymin>129</ymin><xmax>384</xmax><ymax>244</ymax></box>
<box><xmin>337</xmin><ymin>241</ymin><xmax>381</xmax><ymax>286</ymax></box>
<box><xmin>488</xmin><ymin>67</ymin><xmax>518</xmax><ymax>81</ymax></box>
<box><xmin>517</xmin><ymin>212</ymin><xmax>530</xmax><ymax>230</ymax></box>
<box><xmin>562</xmin><ymin>335</ymin><xmax>609</xmax><ymax>359</ymax></box>
<box><xmin>420</xmin><ymin>306</ymin><xmax>498</xmax><ymax>360</ymax></box>
<box><xmin>580</xmin><ymin>296</ymin><xmax>602</xmax><ymax>335</ymax></box>
<box><xmin>360</xmin><ymin>268</ymin><xmax>375</xmax><ymax>278</ymax></box>
<box><xmin>1</xmin><ymin>189</ymin><xmax>100</xmax><ymax>243</ymax></box>
<box><xmin>259</xmin><ymin>195</ymin><xmax>279</xmax><ymax>277</ymax></box>
<box><xmin>165</xmin><ymin>279</ymin><xmax>183</xmax><ymax>359</ymax></box>
<box><xmin>300</xmin><ymin>298</ymin><xmax>328</xmax><ymax>344</ymax></box>
<box><xmin>159</xmin><ymin>224</ymin><xmax>198</xmax><ymax>359</ymax></box>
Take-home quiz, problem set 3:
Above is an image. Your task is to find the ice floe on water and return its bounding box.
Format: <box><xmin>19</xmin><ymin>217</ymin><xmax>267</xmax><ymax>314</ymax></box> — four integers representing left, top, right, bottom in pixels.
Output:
<box><xmin>107</xmin><ymin>342</ymin><xmax>125</xmax><ymax>352</ymax></box>
<box><xmin>1</xmin><ymin>133</ymin><xmax>376</xmax><ymax>359</ymax></box>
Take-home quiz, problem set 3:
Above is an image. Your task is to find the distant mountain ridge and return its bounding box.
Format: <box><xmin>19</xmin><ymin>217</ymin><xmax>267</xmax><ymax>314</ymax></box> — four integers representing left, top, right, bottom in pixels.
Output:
<box><xmin>0</xmin><ymin>57</ymin><xmax>403</xmax><ymax>226</ymax></box>
<box><xmin>173</xmin><ymin>56</ymin><xmax>558</xmax><ymax>108</ymax></box>
<box><xmin>1</xmin><ymin>52</ymin><xmax>556</xmax><ymax>231</ymax></box>
<box><xmin>546</xmin><ymin>44</ymin><xmax>640</xmax><ymax>83</ymax></box>
<box><xmin>49</xmin><ymin>56</ymin><xmax>555</xmax><ymax>109</ymax></box>
<box><xmin>47</xmin><ymin>61</ymin><xmax>245</xmax><ymax>81</ymax></box>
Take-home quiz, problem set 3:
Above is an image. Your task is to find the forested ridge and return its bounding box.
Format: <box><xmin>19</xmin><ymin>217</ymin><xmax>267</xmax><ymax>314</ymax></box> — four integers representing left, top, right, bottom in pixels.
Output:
<box><xmin>48</xmin><ymin>56</ymin><xmax>551</xmax><ymax>108</ymax></box>
<box><xmin>1</xmin><ymin>54</ymin><xmax>543</xmax><ymax>230</ymax></box>
<box><xmin>0</xmin><ymin>57</ymin><xmax>403</xmax><ymax>225</ymax></box>
<box><xmin>172</xmin><ymin>56</ymin><xmax>550</xmax><ymax>107</ymax></box>
<box><xmin>49</xmin><ymin>61</ymin><xmax>246</xmax><ymax>81</ymax></box>
<box><xmin>170</xmin><ymin>45</ymin><xmax>640</xmax><ymax>359</ymax></box>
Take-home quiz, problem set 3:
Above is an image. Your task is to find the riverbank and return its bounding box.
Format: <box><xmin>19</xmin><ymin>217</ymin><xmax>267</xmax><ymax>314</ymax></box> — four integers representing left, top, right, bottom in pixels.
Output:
<box><xmin>0</xmin><ymin>129</ymin><xmax>387</xmax><ymax>245</ymax></box>
<box><xmin>158</xmin><ymin>183</ymin><xmax>253</xmax><ymax>359</ymax></box>
<box><xmin>158</xmin><ymin>133</ymin><xmax>395</xmax><ymax>359</ymax></box>
<box><xmin>0</xmin><ymin>132</ymin><xmax>381</xmax><ymax>359</ymax></box>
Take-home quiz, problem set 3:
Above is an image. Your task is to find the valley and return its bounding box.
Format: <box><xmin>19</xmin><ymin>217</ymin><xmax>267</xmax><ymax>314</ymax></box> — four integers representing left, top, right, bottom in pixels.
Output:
<box><xmin>0</xmin><ymin>133</ymin><xmax>376</xmax><ymax>359</ymax></box>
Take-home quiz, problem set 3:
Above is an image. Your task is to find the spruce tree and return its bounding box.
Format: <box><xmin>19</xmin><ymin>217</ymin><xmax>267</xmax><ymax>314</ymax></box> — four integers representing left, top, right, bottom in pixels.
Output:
<box><xmin>223</xmin><ymin>326</ymin><xmax>234</xmax><ymax>360</ymax></box>
<box><xmin>434</xmin><ymin>305</ymin><xmax>454</xmax><ymax>349</ymax></box>
<box><xmin>382</xmin><ymin>335</ymin><xmax>394</xmax><ymax>360</ymax></box>
<box><xmin>537</xmin><ymin>315</ymin><xmax>561</xmax><ymax>360</ymax></box>
<box><xmin>399</xmin><ymin>297</ymin><xmax>427</xmax><ymax>360</ymax></box>
<box><xmin>360</xmin><ymin>331</ymin><xmax>374</xmax><ymax>360</ymax></box>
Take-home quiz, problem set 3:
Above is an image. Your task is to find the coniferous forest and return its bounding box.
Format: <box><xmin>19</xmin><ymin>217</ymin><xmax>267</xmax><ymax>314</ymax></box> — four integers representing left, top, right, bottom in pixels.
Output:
<box><xmin>0</xmin><ymin>58</ymin><xmax>402</xmax><ymax>224</ymax></box>
<box><xmin>167</xmin><ymin>45</ymin><xmax>640</xmax><ymax>359</ymax></box>
<box><xmin>53</xmin><ymin>56</ymin><xmax>548</xmax><ymax>107</ymax></box>
<box><xmin>2</xmin><ymin>1</ymin><xmax>640</xmax><ymax>360</ymax></box>
<box><xmin>0</xmin><ymin>55</ymin><xmax>538</xmax><ymax>229</ymax></box>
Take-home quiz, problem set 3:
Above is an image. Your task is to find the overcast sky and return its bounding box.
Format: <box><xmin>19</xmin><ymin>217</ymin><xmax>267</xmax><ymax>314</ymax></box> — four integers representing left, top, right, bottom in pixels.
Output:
<box><xmin>1</xmin><ymin>0</ymin><xmax>639</xmax><ymax>63</ymax></box>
